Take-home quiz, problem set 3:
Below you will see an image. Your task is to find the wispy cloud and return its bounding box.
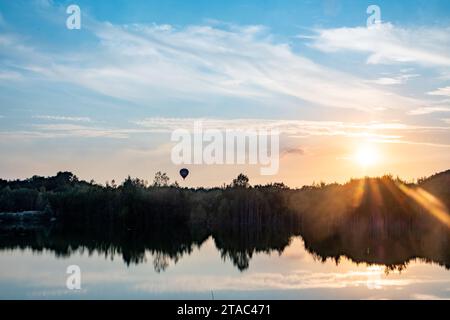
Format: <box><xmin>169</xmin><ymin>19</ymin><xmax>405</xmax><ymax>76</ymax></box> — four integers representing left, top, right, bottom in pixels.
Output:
<box><xmin>428</xmin><ymin>86</ymin><xmax>450</xmax><ymax>97</ymax></box>
<box><xmin>33</xmin><ymin>115</ymin><xmax>92</xmax><ymax>122</ymax></box>
<box><xmin>309</xmin><ymin>23</ymin><xmax>450</xmax><ymax>66</ymax></box>
<box><xmin>1</xmin><ymin>124</ymin><xmax>131</xmax><ymax>139</ymax></box>
<box><xmin>409</xmin><ymin>107</ymin><xmax>450</xmax><ymax>115</ymax></box>
<box><xmin>368</xmin><ymin>73</ymin><xmax>419</xmax><ymax>86</ymax></box>
<box><xmin>133</xmin><ymin>117</ymin><xmax>450</xmax><ymax>149</ymax></box>
<box><xmin>0</xmin><ymin>19</ymin><xmax>428</xmax><ymax>113</ymax></box>
<box><xmin>369</xmin><ymin>77</ymin><xmax>405</xmax><ymax>85</ymax></box>
<box><xmin>3</xmin><ymin>117</ymin><xmax>448</xmax><ymax>146</ymax></box>
<box><xmin>134</xmin><ymin>117</ymin><xmax>448</xmax><ymax>134</ymax></box>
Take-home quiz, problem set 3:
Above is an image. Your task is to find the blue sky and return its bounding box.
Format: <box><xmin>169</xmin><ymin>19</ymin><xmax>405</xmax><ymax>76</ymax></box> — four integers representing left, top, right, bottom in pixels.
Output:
<box><xmin>0</xmin><ymin>0</ymin><xmax>450</xmax><ymax>186</ymax></box>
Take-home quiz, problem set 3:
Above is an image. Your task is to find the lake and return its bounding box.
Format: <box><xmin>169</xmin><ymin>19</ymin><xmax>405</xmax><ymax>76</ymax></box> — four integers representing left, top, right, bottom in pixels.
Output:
<box><xmin>1</xmin><ymin>236</ymin><xmax>449</xmax><ymax>299</ymax></box>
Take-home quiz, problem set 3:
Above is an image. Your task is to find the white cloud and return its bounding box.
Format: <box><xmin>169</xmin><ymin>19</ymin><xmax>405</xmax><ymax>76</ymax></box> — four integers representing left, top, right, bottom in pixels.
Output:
<box><xmin>134</xmin><ymin>117</ymin><xmax>444</xmax><ymax>132</ymax></box>
<box><xmin>0</xmin><ymin>124</ymin><xmax>131</xmax><ymax>139</ymax></box>
<box><xmin>409</xmin><ymin>107</ymin><xmax>450</xmax><ymax>115</ymax></box>
<box><xmin>33</xmin><ymin>115</ymin><xmax>92</xmax><ymax>122</ymax></box>
<box><xmin>3</xmin><ymin>117</ymin><xmax>449</xmax><ymax>146</ymax></box>
<box><xmin>0</xmin><ymin>21</ymin><xmax>427</xmax><ymax>112</ymax></box>
<box><xmin>310</xmin><ymin>23</ymin><xmax>450</xmax><ymax>66</ymax></box>
<box><xmin>428</xmin><ymin>86</ymin><xmax>450</xmax><ymax>97</ymax></box>
<box><xmin>134</xmin><ymin>117</ymin><xmax>450</xmax><ymax>148</ymax></box>
<box><xmin>370</xmin><ymin>77</ymin><xmax>404</xmax><ymax>85</ymax></box>
<box><xmin>368</xmin><ymin>73</ymin><xmax>419</xmax><ymax>85</ymax></box>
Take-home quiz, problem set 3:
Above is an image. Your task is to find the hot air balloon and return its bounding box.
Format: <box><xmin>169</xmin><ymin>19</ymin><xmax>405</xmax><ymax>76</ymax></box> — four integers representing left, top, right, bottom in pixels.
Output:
<box><xmin>179</xmin><ymin>168</ymin><xmax>189</xmax><ymax>180</ymax></box>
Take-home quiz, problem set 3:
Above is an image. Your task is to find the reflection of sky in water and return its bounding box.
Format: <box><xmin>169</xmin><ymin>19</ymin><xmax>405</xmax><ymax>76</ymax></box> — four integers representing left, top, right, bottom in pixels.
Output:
<box><xmin>0</xmin><ymin>237</ymin><xmax>449</xmax><ymax>299</ymax></box>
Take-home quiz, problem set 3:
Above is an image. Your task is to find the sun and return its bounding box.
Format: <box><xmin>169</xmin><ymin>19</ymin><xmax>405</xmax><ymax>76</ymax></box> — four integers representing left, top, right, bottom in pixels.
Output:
<box><xmin>354</xmin><ymin>144</ymin><xmax>380</xmax><ymax>167</ymax></box>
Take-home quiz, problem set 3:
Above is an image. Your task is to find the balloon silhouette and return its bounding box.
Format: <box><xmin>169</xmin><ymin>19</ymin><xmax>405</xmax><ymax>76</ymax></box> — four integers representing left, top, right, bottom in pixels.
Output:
<box><xmin>179</xmin><ymin>168</ymin><xmax>189</xmax><ymax>180</ymax></box>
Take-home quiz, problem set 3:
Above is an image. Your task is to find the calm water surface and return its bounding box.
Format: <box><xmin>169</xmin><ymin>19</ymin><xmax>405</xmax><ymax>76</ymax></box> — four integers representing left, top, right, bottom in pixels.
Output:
<box><xmin>1</xmin><ymin>236</ymin><xmax>449</xmax><ymax>299</ymax></box>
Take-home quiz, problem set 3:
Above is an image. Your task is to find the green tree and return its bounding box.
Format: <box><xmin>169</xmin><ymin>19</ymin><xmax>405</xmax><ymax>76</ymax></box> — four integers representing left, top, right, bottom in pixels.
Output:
<box><xmin>153</xmin><ymin>171</ymin><xmax>170</xmax><ymax>187</ymax></box>
<box><xmin>232</xmin><ymin>174</ymin><xmax>250</xmax><ymax>188</ymax></box>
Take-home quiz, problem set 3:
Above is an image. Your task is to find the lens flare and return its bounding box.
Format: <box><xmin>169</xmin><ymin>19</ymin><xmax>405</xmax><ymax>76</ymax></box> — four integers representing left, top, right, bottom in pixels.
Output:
<box><xmin>354</xmin><ymin>145</ymin><xmax>380</xmax><ymax>167</ymax></box>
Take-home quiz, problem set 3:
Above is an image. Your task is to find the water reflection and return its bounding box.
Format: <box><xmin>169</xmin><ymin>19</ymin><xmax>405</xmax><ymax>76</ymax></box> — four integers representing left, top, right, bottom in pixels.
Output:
<box><xmin>1</xmin><ymin>212</ymin><xmax>449</xmax><ymax>274</ymax></box>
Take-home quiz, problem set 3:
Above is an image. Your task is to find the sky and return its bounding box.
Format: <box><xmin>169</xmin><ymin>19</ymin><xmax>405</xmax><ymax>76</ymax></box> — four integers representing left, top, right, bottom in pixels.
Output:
<box><xmin>0</xmin><ymin>0</ymin><xmax>450</xmax><ymax>187</ymax></box>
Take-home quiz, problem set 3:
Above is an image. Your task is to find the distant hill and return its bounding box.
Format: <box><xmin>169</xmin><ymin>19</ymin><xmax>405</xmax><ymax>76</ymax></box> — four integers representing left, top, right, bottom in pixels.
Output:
<box><xmin>420</xmin><ymin>169</ymin><xmax>450</xmax><ymax>204</ymax></box>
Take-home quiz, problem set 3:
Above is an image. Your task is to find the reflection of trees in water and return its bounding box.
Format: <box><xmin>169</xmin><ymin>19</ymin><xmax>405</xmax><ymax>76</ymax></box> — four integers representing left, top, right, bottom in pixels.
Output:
<box><xmin>1</xmin><ymin>173</ymin><xmax>450</xmax><ymax>272</ymax></box>
<box><xmin>0</xmin><ymin>220</ymin><xmax>295</xmax><ymax>272</ymax></box>
<box><xmin>153</xmin><ymin>252</ymin><xmax>169</xmax><ymax>273</ymax></box>
<box><xmin>212</xmin><ymin>224</ymin><xmax>295</xmax><ymax>271</ymax></box>
<box><xmin>0</xmin><ymin>223</ymin><xmax>210</xmax><ymax>270</ymax></box>
<box><xmin>302</xmin><ymin>229</ymin><xmax>450</xmax><ymax>273</ymax></box>
<box><xmin>1</xmin><ymin>213</ymin><xmax>450</xmax><ymax>273</ymax></box>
